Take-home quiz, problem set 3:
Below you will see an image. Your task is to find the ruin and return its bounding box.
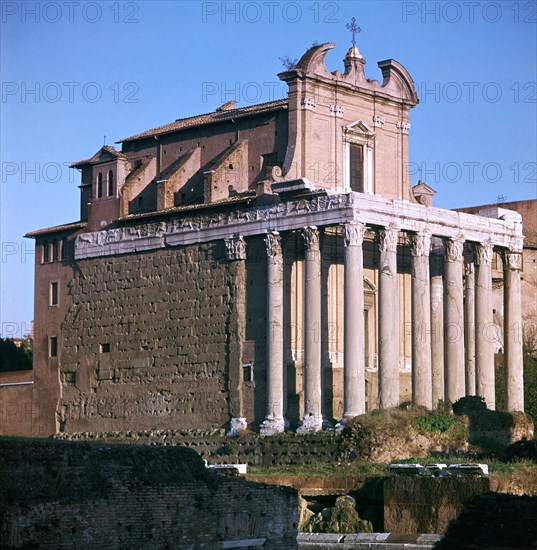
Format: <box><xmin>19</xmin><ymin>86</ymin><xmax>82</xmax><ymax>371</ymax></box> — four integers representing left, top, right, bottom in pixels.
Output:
<box><xmin>5</xmin><ymin>41</ymin><xmax>525</xmax><ymax>437</ymax></box>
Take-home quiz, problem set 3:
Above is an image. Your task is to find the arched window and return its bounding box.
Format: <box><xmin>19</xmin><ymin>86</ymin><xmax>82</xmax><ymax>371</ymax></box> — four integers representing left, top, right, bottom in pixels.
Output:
<box><xmin>43</xmin><ymin>240</ymin><xmax>50</xmax><ymax>263</ymax></box>
<box><xmin>108</xmin><ymin>170</ymin><xmax>114</xmax><ymax>196</ymax></box>
<box><xmin>52</xmin><ymin>239</ymin><xmax>59</xmax><ymax>262</ymax></box>
<box><xmin>61</xmin><ymin>237</ymin><xmax>69</xmax><ymax>261</ymax></box>
<box><xmin>97</xmin><ymin>172</ymin><xmax>103</xmax><ymax>198</ymax></box>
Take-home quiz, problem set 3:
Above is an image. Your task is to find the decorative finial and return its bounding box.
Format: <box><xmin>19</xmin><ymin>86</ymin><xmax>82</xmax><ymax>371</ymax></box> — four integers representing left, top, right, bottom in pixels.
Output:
<box><xmin>103</xmin><ymin>135</ymin><xmax>107</xmax><ymax>146</ymax></box>
<box><xmin>346</xmin><ymin>17</ymin><xmax>361</xmax><ymax>48</ymax></box>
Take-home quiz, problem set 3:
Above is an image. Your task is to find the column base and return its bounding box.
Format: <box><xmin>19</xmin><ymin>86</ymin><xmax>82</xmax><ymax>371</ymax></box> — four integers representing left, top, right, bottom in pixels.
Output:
<box><xmin>297</xmin><ymin>414</ymin><xmax>324</xmax><ymax>433</ymax></box>
<box><xmin>259</xmin><ymin>416</ymin><xmax>285</xmax><ymax>436</ymax></box>
<box><xmin>227</xmin><ymin>417</ymin><xmax>248</xmax><ymax>436</ymax></box>
<box><xmin>335</xmin><ymin>414</ymin><xmax>358</xmax><ymax>433</ymax></box>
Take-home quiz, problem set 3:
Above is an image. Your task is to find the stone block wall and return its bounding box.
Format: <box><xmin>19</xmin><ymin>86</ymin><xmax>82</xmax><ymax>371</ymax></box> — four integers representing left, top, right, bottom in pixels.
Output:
<box><xmin>0</xmin><ymin>439</ymin><xmax>298</xmax><ymax>549</ymax></box>
<box><xmin>384</xmin><ymin>476</ymin><xmax>490</xmax><ymax>534</ymax></box>
<box><xmin>59</xmin><ymin>241</ymin><xmax>245</xmax><ymax>432</ymax></box>
<box><xmin>56</xmin><ymin>430</ymin><xmax>340</xmax><ymax>467</ymax></box>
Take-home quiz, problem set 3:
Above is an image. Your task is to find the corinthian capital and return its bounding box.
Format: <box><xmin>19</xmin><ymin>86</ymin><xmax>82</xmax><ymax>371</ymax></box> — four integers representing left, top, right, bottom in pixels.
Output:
<box><xmin>474</xmin><ymin>241</ymin><xmax>493</xmax><ymax>266</ymax></box>
<box><xmin>342</xmin><ymin>222</ymin><xmax>365</xmax><ymax>247</ymax></box>
<box><xmin>503</xmin><ymin>250</ymin><xmax>522</xmax><ymax>271</ymax></box>
<box><xmin>302</xmin><ymin>226</ymin><xmax>320</xmax><ymax>251</ymax></box>
<box><xmin>264</xmin><ymin>231</ymin><xmax>282</xmax><ymax>258</ymax></box>
<box><xmin>410</xmin><ymin>232</ymin><xmax>431</xmax><ymax>257</ymax></box>
<box><xmin>444</xmin><ymin>236</ymin><xmax>465</xmax><ymax>263</ymax></box>
<box><xmin>224</xmin><ymin>235</ymin><xmax>246</xmax><ymax>261</ymax></box>
<box><xmin>377</xmin><ymin>226</ymin><xmax>398</xmax><ymax>253</ymax></box>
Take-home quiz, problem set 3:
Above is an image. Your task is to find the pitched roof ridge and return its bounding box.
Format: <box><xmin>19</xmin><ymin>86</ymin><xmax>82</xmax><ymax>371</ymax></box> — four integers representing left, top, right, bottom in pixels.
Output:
<box><xmin>117</xmin><ymin>98</ymin><xmax>288</xmax><ymax>143</ymax></box>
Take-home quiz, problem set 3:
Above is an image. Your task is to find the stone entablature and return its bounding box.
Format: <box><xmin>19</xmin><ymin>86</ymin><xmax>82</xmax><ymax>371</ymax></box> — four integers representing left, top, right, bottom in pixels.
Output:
<box><xmin>75</xmin><ymin>190</ymin><xmax>523</xmax><ymax>260</ymax></box>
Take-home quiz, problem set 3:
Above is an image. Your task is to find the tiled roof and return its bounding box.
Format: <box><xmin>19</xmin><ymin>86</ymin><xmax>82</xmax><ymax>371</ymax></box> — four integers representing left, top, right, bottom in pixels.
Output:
<box><xmin>71</xmin><ymin>146</ymin><xmax>127</xmax><ymax>168</ymax></box>
<box><xmin>118</xmin><ymin>99</ymin><xmax>288</xmax><ymax>143</ymax></box>
<box><xmin>25</xmin><ymin>222</ymin><xmax>87</xmax><ymax>238</ymax></box>
<box><xmin>119</xmin><ymin>192</ymin><xmax>257</xmax><ymax>221</ymax></box>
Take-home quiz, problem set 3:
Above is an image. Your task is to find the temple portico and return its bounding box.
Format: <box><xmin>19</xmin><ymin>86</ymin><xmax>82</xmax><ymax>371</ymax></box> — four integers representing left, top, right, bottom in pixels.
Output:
<box><xmin>75</xmin><ymin>190</ymin><xmax>525</xmax><ymax>433</ymax></box>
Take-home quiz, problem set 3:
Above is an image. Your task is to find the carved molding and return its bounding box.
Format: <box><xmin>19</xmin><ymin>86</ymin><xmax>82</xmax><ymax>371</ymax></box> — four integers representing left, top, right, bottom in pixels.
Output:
<box><xmin>377</xmin><ymin>226</ymin><xmax>399</xmax><ymax>253</ymax></box>
<box><xmin>264</xmin><ymin>231</ymin><xmax>281</xmax><ymax>258</ymax></box>
<box><xmin>373</xmin><ymin>115</ymin><xmax>385</xmax><ymax>127</ymax></box>
<box><xmin>444</xmin><ymin>237</ymin><xmax>465</xmax><ymax>263</ymax></box>
<box><xmin>329</xmin><ymin>104</ymin><xmax>344</xmax><ymax>118</ymax></box>
<box><xmin>503</xmin><ymin>250</ymin><xmax>522</xmax><ymax>271</ymax></box>
<box><xmin>410</xmin><ymin>233</ymin><xmax>431</xmax><ymax>257</ymax></box>
<box><xmin>224</xmin><ymin>235</ymin><xmax>246</xmax><ymax>261</ymax></box>
<box><xmin>302</xmin><ymin>226</ymin><xmax>320</xmax><ymax>251</ymax></box>
<box><xmin>396</xmin><ymin>121</ymin><xmax>411</xmax><ymax>134</ymax></box>
<box><xmin>301</xmin><ymin>97</ymin><xmax>316</xmax><ymax>110</ymax></box>
<box><xmin>474</xmin><ymin>241</ymin><xmax>493</xmax><ymax>266</ymax></box>
<box><xmin>342</xmin><ymin>222</ymin><xmax>365</xmax><ymax>247</ymax></box>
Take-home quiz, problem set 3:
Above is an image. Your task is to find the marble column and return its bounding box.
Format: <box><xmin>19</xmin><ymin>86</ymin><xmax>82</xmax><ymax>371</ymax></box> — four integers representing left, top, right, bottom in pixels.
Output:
<box><xmin>377</xmin><ymin>225</ymin><xmax>399</xmax><ymax>409</ymax></box>
<box><xmin>503</xmin><ymin>249</ymin><xmax>524</xmax><ymax>412</ymax></box>
<box><xmin>224</xmin><ymin>235</ymin><xmax>248</xmax><ymax>436</ymax></box>
<box><xmin>342</xmin><ymin>221</ymin><xmax>366</xmax><ymax>420</ymax></box>
<box><xmin>260</xmin><ymin>231</ymin><xmax>285</xmax><ymax>435</ymax></box>
<box><xmin>464</xmin><ymin>247</ymin><xmax>476</xmax><ymax>396</ymax></box>
<box><xmin>444</xmin><ymin>236</ymin><xmax>466</xmax><ymax>404</ymax></box>
<box><xmin>298</xmin><ymin>226</ymin><xmax>323</xmax><ymax>432</ymax></box>
<box><xmin>410</xmin><ymin>232</ymin><xmax>432</xmax><ymax>409</ymax></box>
<box><xmin>475</xmin><ymin>241</ymin><xmax>495</xmax><ymax>409</ymax></box>
<box><xmin>430</xmin><ymin>244</ymin><xmax>445</xmax><ymax>406</ymax></box>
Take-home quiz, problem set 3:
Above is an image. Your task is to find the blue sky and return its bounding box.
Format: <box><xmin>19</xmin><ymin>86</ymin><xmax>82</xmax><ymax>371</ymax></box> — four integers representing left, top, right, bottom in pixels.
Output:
<box><xmin>1</xmin><ymin>0</ymin><xmax>536</xmax><ymax>337</ymax></box>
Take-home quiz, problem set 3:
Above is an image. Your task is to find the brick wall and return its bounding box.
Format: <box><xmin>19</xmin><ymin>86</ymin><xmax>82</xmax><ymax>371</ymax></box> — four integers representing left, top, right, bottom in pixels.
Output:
<box><xmin>0</xmin><ymin>439</ymin><xmax>297</xmax><ymax>549</ymax></box>
<box><xmin>0</xmin><ymin>371</ymin><xmax>34</xmax><ymax>436</ymax></box>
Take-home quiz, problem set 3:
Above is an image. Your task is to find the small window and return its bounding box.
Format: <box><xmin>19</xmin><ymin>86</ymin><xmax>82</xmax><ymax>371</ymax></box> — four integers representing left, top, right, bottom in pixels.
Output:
<box><xmin>100</xmin><ymin>343</ymin><xmax>110</xmax><ymax>353</ymax></box>
<box><xmin>52</xmin><ymin>240</ymin><xmax>59</xmax><ymax>262</ymax></box>
<box><xmin>243</xmin><ymin>364</ymin><xmax>254</xmax><ymax>382</ymax></box>
<box><xmin>43</xmin><ymin>240</ymin><xmax>50</xmax><ymax>263</ymax></box>
<box><xmin>108</xmin><ymin>170</ymin><xmax>114</xmax><ymax>196</ymax></box>
<box><xmin>97</xmin><ymin>172</ymin><xmax>103</xmax><ymax>198</ymax></box>
<box><xmin>49</xmin><ymin>336</ymin><xmax>58</xmax><ymax>358</ymax></box>
<box><xmin>61</xmin><ymin>237</ymin><xmax>69</xmax><ymax>261</ymax></box>
<box><xmin>50</xmin><ymin>281</ymin><xmax>59</xmax><ymax>306</ymax></box>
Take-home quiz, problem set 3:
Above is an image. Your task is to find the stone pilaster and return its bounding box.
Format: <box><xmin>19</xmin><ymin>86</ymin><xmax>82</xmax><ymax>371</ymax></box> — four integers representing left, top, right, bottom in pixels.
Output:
<box><xmin>475</xmin><ymin>241</ymin><xmax>495</xmax><ymax>409</ymax></box>
<box><xmin>298</xmin><ymin>226</ymin><xmax>323</xmax><ymax>432</ymax></box>
<box><xmin>410</xmin><ymin>232</ymin><xmax>432</xmax><ymax>409</ymax></box>
<box><xmin>224</xmin><ymin>235</ymin><xmax>247</xmax><ymax>435</ymax></box>
<box><xmin>377</xmin><ymin>225</ymin><xmax>399</xmax><ymax>409</ymax></box>
<box><xmin>464</xmin><ymin>246</ymin><xmax>476</xmax><ymax>396</ymax></box>
<box><xmin>503</xmin><ymin>249</ymin><xmax>524</xmax><ymax>411</ymax></box>
<box><xmin>342</xmin><ymin>222</ymin><xmax>366</xmax><ymax>420</ymax></box>
<box><xmin>444</xmin><ymin>236</ymin><xmax>465</xmax><ymax>404</ymax></box>
<box><xmin>430</xmin><ymin>244</ymin><xmax>444</xmax><ymax>407</ymax></box>
<box><xmin>260</xmin><ymin>231</ymin><xmax>286</xmax><ymax>435</ymax></box>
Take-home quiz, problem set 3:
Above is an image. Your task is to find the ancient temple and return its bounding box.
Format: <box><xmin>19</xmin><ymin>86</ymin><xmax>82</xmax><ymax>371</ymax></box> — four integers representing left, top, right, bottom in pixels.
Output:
<box><xmin>17</xmin><ymin>42</ymin><xmax>524</xmax><ymax>437</ymax></box>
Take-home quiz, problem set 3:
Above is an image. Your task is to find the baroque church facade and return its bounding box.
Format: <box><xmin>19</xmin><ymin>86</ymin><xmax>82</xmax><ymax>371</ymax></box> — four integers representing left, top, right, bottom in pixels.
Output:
<box><xmin>20</xmin><ymin>42</ymin><xmax>524</xmax><ymax>436</ymax></box>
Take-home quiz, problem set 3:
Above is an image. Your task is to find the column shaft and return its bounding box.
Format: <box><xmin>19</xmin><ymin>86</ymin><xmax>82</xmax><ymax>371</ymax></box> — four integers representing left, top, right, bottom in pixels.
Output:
<box><xmin>430</xmin><ymin>248</ymin><xmax>445</xmax><ymax>406</ymax></box>
<box><xmin>224</xmin><ymin>235</ymin><xmax>248</xmax><ymax>436</ymax></box>
<box><xmin>464</xmin><ymin>253</ymin><xmax>476</xmax><ymax>396</ymax></box>
<box><xmin>260</xmin><ymin>232</ymin><xmax>285</xmax><ymax>435</ymax></box>
<box><xmin>342</xmin><ymin>222</ymin><xmax>366</xmax><ymax>419</ymax></box>
<box><xmin>475</xmin><ymin>242</ymin><xmax>495</xmax><ymax>409</ymax></box>
<box><xmin>503</xmin><ymin>250</ymin><xmax>524</xmax><ymax>411</ymax></box>
<box><xmin>377</xmin><ymin>226</ymin><xmax>399</xmax><ymax>408</ymax></box>
<box><xmin>444</xmin><ymin>237</ymin><xmax>465</xmax><ymax>403</ymax></box>
<box><xmin>298</xmin><ymin>227</ymin><xmax>323</xmax><ymax>432</ymax></box>
<box><xmin>410</xmin><ymin>233</ymin><xmax>432</xmax><ymax>409</ymax></box>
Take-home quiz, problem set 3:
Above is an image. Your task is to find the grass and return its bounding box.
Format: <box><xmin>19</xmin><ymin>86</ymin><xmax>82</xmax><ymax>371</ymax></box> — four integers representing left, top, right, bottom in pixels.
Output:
<box><xmin>248</xmin><ymin>458</ymin><xmax>537</xmax><ymax>478</ymax></box>
<box><xmin>248</xmin><ymin>461</ymin><xmax>388</xmax><ymax>478</ymax></box>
